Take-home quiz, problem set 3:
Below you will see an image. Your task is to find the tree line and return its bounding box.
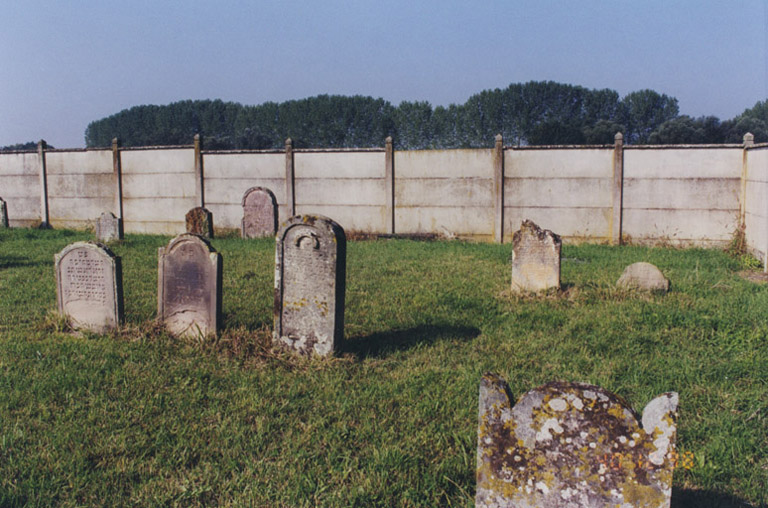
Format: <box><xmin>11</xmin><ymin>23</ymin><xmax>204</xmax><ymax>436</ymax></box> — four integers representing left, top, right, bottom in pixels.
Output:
<box><xmin>35</xmin><ymin>81</ymin><xmax>768</xmax><ymax>149</ymax></box>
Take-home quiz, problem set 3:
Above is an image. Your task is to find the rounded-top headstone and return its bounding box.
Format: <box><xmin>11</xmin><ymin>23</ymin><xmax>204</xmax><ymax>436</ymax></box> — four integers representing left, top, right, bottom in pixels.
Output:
<box><xmin>617</xmin><ymin>262</ymin><xmax>670</xmax><ymax>292</ymax></box>
<box><xmin>274</xmin><ymin>214</ymin><xmax>346</xmax><ymax>356</ymax></box>
<box><xmin>0</xmin><ymin>196</ymin><xmax>8</xmax><ymax>228</ymax></box>
<box><xmin>241</xmin><ymin>187</ymin><xmax>278</xmax><ymax>239</ymax></box>
<box><xmin>54</xmin><ymin>241</ymin><xmax>124</xmax><ymax>333</ymax></box>
<box><xmin>185</xmin><ymin>207</ymin><xmax>214</xmax><ymax>239</ymax></box>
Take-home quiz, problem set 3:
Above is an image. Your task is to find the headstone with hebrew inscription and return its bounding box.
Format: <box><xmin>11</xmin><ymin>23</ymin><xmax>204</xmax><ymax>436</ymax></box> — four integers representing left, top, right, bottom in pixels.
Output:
<box><xmin>274</xmin><ymin>215</ymin><xmax>346</xmax><ymax>356</ymax></box>
<box><xmin>477</xmin><ymin>374</ymin><xmax>678</xmax><ymax>508</ymax></box>
<box><xmin>55</xmin><ymin>242</ymin><xmax>124</xmax><ymax>333</ymax></box>
<box><xmin>617</xmin><ymin>262</ymin><xmax>670</xmax><ymax>292</ymax></box>
<box><xmin>158</xmin><ymin>233</ymin><xmax>222</xmax><ymax>338</ymax></box>
<box><xmin>95</xmin><ymin>211</ymin><xmax>123</xmax><ymax>242</ymax></box>
<box><xmin>511</xmin><ymin>220</ymin><xmax>561</xmax><ymax>293</ymax></box>
<box><xmin>0</xmin><ymin>196</ymin><xmax>8</xmax><ymax>227</ymax></box>
<box><xmin>185</xmin><ymin>207</ymin><xmax>214</xmax><ymax>239</ymax></box>
<box><xmin>242</xmin><ymin>187</ymin><xmax>278</xmax><ymax>239</ymax></box>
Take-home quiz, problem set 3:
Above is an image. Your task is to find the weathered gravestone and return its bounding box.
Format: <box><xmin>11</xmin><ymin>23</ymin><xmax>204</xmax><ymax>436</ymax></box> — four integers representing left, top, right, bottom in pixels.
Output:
<box><xmin>55</xmin><ymin>242</ymin><xmax>124</xmax><ymax>333</ymax></box>
<box><xmin>185</xmin><ymin>207</ymin><xmax>214</xmax><ymax>239</ymax></box>
<box><xmin>511</xmin><ymin>220</ymin><xmax>561</xmax><ymax>293</ymax></box>
<box><xmin>0</xmin><ymin>197</ymin><xmax>8</xmax><ymax>227</ymax></box>
<box><xmin>274</xmin><ymin>215</ymin><xmax>346</xmax><ymax>356</ymax></box>
<box><xmin>242</xmin><ymin>187</ymin><xmax>278</xmax><ymax>238</ymax></box>
<box><xmin>95</xmin><ymin>211</ymin><xmax>123</xmax><ymax>242</ymax></box>
<box><xmin>158</xmin><ymin>233</ymin><xmax>222</xmax><ymax>338</ymax></box>
<box><xmin>477</xmin><ymin>373</ymin><xmax>678</xmax><ymax>508</ymax></box>
<box><xmin>617</xmin><ymin>262</ymin><xmax>670</xmax><ymax>292</ymax></box>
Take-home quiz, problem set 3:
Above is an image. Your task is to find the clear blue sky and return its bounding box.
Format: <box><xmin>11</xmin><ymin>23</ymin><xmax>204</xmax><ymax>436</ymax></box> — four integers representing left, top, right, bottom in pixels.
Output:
<box><xmin>1</xmin><ymin>0</ymin><xmax>766</xmax><ymax>148</ymax></box>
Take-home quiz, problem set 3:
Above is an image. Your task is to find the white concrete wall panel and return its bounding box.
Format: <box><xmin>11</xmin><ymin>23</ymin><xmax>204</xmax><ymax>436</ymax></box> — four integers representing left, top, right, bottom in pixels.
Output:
<box><xmin>0</xmin><ymin>152</ymin><xmax>39</xmax><ymax>176</ymax></box>
<box><xmin>120</xmin><ymin>148</ymin><xmax>193</xmax><ymax>174</ymax></box>
<box><xmin>203</xmin><ymin>152</ymin><xmax>284</xmax><ymax>179</ymax></box>
<box><xmin>45</xmin><ymin>150</ymin><xmax>112</xmax><ymax>174</ymax></box>
<box><xmin>506</xmin><ymin>149</ymin><xmax>613</xmax><ymax>178</ymax></box>
<box><xmin>504</xmin><ymin>177</ymin><xmax>612</xmax><ymax>208</ymax></box>
<box><xmin>504</xmin><ymin>207</ymin><xmax>612</xmax><ymax>241</ymax></box>
<box><xmin>296</xmin><ymin>178</ymin><xmax>386</xmax><ymax>206</ymax></box>
<box><xmin>0</xmin><ymin>152</ymin><xmax>40</xmax><ymax>225</ymax></box>
<box><xmin>294</xmin><ymin>152</ymin><xmax>385</xmax><ymax>179</ymax></box>
<box><xmin>623</xmin><ymin>148</ymin><xmax>741</xmax><ymax>179</ymax></box>
<box><xmin>745</xmin><ymin>147</ymin><xmax>768</xmax><ymax>258</ymax></box>
<box><xmin>623</xmin><ymin>209</ymin><xmax>736</xmax><ymax>243</ymax></box>
<box><xmin>396</xmin><ymin>178</ymin><xmax>492</xmax><ymax>207</ymax></box>
<box><xmin>396</xmin><ymin>206</ymin><xmax>494</xmax><ymax>236</ymax></box>
<box><xmin>295</xmin><ymin>204</ymin><xmax>386</xmax><ymax>233</ymax></box>
<box><xmin>396</xmin><ymin>149</ymin><xmax>493</xmax><ymax>178</ymax></box>
<box><xmin>623</xmin><ymin>178</ymin><xmax>740</xmax><ymax>211</ymax></box>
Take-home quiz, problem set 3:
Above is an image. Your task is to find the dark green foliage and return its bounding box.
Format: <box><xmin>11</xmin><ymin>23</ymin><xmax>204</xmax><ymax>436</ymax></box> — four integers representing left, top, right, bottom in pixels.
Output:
<box><xmin>0</xmin><ymin>141</ymin><xmax>52</xmax><ymax>151</ymax></box>
<box><xmin>83</xmin><ymin>82</ymin><xmax>766</xmax><ymax>149</ymax></box>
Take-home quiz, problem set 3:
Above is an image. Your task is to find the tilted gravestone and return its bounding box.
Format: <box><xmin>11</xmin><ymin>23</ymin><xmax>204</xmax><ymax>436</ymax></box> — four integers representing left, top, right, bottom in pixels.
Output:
<box><xmin>185</xmin><ymin>207</ymin><xmax>214</xmax><ymax>239</ymax></box>
<box><xmin>0</xmin><ymin>196</ymin><xmax>8</xmax><ymax>227</ymax></box>
<box><xmin>242</xmin><ymin>187</ymin><xmax>278</xmax><ymax>239</ymax></box>
<box><xmin>95</xmin><ymin>211</ymin><xmax>123</xmax><ymax>242</ymax></box>
<box><xmin>158</xmin><ymin>233</ymin><xmax>222</xmax><ymax>338</ymax></box>
<box><xmin>617</xmin><ymin>262</ymin><xmax>670</xmax><ymax>292</ymax></box>
<box><xmin>477</xmin><ymin>373</ymin><xmax>678</xmax><ymax>508</ymax></box>
<box><xmin>55</xmin><ymin>242</ymin><xmax>124</xmax><ymax>333</ymax></box>
<box><xmin>511</xmin><ymin>220</ymin><xmax>561</xmax><ymax>293</ymax></box>
<box><xmin>274</xmin><ymin>215</ymin><xmax>346</xmax><ymax>356</ymax></box>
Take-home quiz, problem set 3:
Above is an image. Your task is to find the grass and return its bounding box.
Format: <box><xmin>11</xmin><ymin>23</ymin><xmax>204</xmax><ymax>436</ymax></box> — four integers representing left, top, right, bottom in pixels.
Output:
<box><xmin>0</xmin><ymin>228</ymin><xmax>766</xmax><ymax>507</ymax></box>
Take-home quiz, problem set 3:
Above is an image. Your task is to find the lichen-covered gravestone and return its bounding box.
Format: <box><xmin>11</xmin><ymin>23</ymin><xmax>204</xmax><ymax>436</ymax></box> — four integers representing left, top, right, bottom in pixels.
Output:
<box><xmin>274</xmin><ymin>215</ymin><xmax>346</xmax><ymax>356</ymax></box>
<box><xmin>185</xmin><ymin>207</ymin><xmax>214</xmax><ymax>239</ymax></box>
<box><xmin>242</xmin><ymin>187</ymin><xmax>278</xmax><ymax>238</ymax></box>
<box><xmin>617</xmin><ymin>262</ymin><xmax>670</xmax><ymax>292</ymax></box>
<box><xmin>55</xmin><ymin>242</ymin><xmax>124</xmax><ymax>333</ymax></box>
<box><xmin>158</xmin><ymin>233</ymin><xmax>222</xmax><ymax>338</ymax></box>
<box><xmin>477</xmin><ymin>374</ymin><xmax>678</xmax><ymax>508</ymax></box>
<box><xmin>95</xmin><ymin>211</ymin><xmax>123</xmax><ymax>242</ymax></box>
<box><xmin>0</xmin><ymin>196</ymin><xmax>8</xmax><ymax>227</ymax></box>
<box><xmin>511</xmin><ymin>220</ymin><xmax>562</xmax><ymax>293</ymax></box>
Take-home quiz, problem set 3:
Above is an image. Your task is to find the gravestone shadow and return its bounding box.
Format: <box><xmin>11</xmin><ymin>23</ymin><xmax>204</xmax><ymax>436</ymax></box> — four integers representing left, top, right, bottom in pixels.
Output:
<box><xmin>671</xmin><ymin>488</ymin><xmax>759</xmax><ymax>508</ymax></box>
<box><xmin>345</xmin><ymin>324</ymin><xmax>481</xmax><ymax>359</ymax></box>
<box><xmin>0</xmin><ymin>256</ymin><xmax>42</xmax><ymax>269</ymax></box>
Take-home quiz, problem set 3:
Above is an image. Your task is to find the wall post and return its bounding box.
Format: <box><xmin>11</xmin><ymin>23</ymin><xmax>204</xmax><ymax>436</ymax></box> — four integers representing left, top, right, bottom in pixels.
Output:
<box><xmin>740</xmin><ymin>132</ymin><xmax>754</xmax><ymax>228</ymax></box>
<box><xmin>194</xmin><ymin>134</ymin><xmax>205</xmax><ymax>207</ymax></box>
<box><xmin>37</xmin><ymin>140</ymin><xmax>50</xmax><ymax>228</ymax></box>
<box><xmin>285</xmin><ymin>138</ymin><xmax>295</xmax><ymax>216</ymax></box>
<box><xmin>611</xmin><ymin>132</ymin><xmax>624</xmax><ymax>245</ymax></box>
<box><xmin>493</xmin><ymin>134</ymin><xmax>504</xmax><ymax>243</ymax></box>
<box><xmin>385</xmin><ymin>136</ymin><xmax>395</xmax><ymax>234</ymax></box>
<box><xmin>112</xmin><ymin>138</ymin><xmax>124</xmax><ymax>219</ymax></box>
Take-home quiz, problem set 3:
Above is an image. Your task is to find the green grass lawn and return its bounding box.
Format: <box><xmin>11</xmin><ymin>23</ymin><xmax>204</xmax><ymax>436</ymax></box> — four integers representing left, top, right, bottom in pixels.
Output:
<box><xmin>0</xmin><ymin>228</ymin><xmax>766</xmax><ymax>507</ymax></box>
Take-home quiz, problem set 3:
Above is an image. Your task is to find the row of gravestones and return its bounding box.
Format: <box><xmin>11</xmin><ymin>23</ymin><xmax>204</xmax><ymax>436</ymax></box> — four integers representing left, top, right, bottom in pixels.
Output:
<box><xmin>54</xmin><ymin>216</ymin><xmax>676</xmax><ymax>507</ymax></box>
<box><xmin>92</xmin><ymin>187</ymin><xmax>277</xmax><ymax>243</ymax></box>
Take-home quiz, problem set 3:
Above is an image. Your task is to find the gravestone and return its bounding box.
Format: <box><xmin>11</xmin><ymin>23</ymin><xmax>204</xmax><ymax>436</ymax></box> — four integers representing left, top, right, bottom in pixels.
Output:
<box><xmin>95</xmin><ymin>211</ymin><xmax>123</xmax><ymax>242</ymax></box>
<box><xmin>477</xmin><ymin>374</ymin><xmax>678</xmax><ymax>508</ymax></box>
<box><xmin>55</xmin><ymin>242</ymin><xmax>123</xmax><ymax>333</ymax></box>
<box><xmin>158</xmin><ymin>233</ymin><xmax>222</xmax><ymax>338</ymax></box>
<box><xmin>0</xmin><ymin>197</ymin><xmax>7</xmax><ymax>227</ymax></box>
<box><xmin>511</xmin><ymin>220</ymin><xmax>561</xmax><ymax>293</ymax></box>
<box><xmin>274</xmin><ymin>215</ymin><xmax>346</xmax><ymax>356</ymax></box>
<box><xmin>185</xmin><ymin>207</ymin><xmax>214</xmax><ymax>239</ymax></box>
<box><xmin>242</xmin><ymin>187</ymin><xmax>278</xmax><ymax>238</ymax></box>
<box><xmin>617</xmin><ymin>262</ymin><xmax>670</xmax><ymax>292</ymax></box>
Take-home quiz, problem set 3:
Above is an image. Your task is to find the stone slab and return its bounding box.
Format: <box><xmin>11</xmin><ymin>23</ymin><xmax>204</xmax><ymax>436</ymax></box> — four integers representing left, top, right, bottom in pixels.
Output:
<box><xmin>55</xmin><ymin>242</ymin><xmax>123</xmax><ymax>333</ymax></box>
<box><xmin>186</xmin><ymin>207</ymin><xmax>214</xmax><ymax>238</ymax></box>
<box><xmin>274</xmin><ymin>215</ymin><xmax>346</xmax><ymax>356</ymax></box>
<box><xmin>95</xmin><ymin>211</ymin><xmax>123</xmax><ymax>242</ymax></box>
<box><xmin>241</xmin><ymin>187</ymin><xmax>278</xmax><ymax>238</ymax></box>
<box><xmin>477</xmin><ymin>373</ymin><xmax>679</xmax><ymax>508</ymax></box>
<box><xmin>158</xmin><ymin>233</ymin><xmax>222</xmax><ymax>338</ymax></box>
<box><xmin>0</xmin><ymin>197</ymin><xmax>7</xmax><ymax>227</ymax></box>
<box><xmin>617</xmin><ymin>262</ymin><xmax>670</xmax><ymax>292</ymax></box>
<box><xmin>511</xmin><ymin>220</ymin><xmax>561</xmax><ymax>292</ymax></box>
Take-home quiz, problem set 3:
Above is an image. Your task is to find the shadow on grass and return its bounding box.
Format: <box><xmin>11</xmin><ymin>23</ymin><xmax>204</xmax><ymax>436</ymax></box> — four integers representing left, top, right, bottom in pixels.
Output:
<box><xmin>344</xmin><ymin>324</ymin><xmax>481</xmax><ymax>359</ymax></box>
<box><xmin>0</xmin><ymin>256</ymin><xmax>42</xmax><ymax>269</ymax></box>
<box><xmin>672</xmin><ymin>488</ymin><xmax>760</xmax><ymax>508</ymax></box>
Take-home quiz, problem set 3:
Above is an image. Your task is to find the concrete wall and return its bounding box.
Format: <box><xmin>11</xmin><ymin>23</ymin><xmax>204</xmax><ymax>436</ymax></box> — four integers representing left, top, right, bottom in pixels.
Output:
<box><xmin>204</xmin><ymin>151</ymin><xmax>285</xmax><ymax>230</ymax></box>
<box><xmin>745</xmin><ymin>145</ymin><xmax>768</xmax><ymax>262</ymax></box>
<box><xmin>295</xmin><ymin>150</ymin><xmax>387</xmax><ymax>233</ymax></box>
<box><xmin>395</xmin><ymin>149</ymin><xmax>494</xmax><ymax>238</ymax></box>
<box><xmin>623</xmin><ymin>147</ymin><xmax>742</xmax><ymax>245</ymax></box>
<box><xmin>504</xmin><ymin>148</ymin><xmax>614</xmax><ymax>242</ymax></box>
<box><xmin>46</xmin><ymin>149</ymin><xmax>114</xmax><ymax>229</ymax></box>
<box><xmin>121</xmin><ymin>148</ymin><xmax>196</xmax><ymax>235</ymax></box>
<box><xmin>0</xmin><ymin>151</ymin><xmax>41</xmax><ymax>226</ymax></box>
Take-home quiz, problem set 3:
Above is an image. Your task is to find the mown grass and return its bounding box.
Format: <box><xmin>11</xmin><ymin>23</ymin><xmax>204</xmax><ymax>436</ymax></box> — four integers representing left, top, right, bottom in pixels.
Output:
<box><xmin>0</xmin><ymin>228</ymin><xmax>766</xmax><ymax>507</ymax></box>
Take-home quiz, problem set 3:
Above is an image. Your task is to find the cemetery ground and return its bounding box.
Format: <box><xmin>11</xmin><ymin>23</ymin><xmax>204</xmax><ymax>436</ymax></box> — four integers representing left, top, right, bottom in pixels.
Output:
<box><xmin>0</xmin><ymin>228</ymin><xmax>766</xmax><ymax>508</ymax></box>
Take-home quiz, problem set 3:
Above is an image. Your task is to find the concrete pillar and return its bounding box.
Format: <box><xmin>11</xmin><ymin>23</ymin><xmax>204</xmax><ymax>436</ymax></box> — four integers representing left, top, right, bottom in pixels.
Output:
<box><xmin>285</xmin><ymin>138</ymin><xmax>295</xmax><ymax>216</ymax></box>
<box><xmin>112</xmin><ymin>138</ymin><xmax>124</xmax><ymax>219</ymax></box>
<box><xmin>493</xmin><ymin>134</ymin><xmax>504</xmax><ymax>243</ymax></box>
<box><xmin>37</xmin><ymin>140</ymin><xmax>50</xmax><ymax>228</ymax></box>
<box><xmin>194</xmin><ymin>134</ymin><xmax>205</xmax><ymax>207</ymax></box>
<box><xmin>740</xmin><ymin>132</ymin><xmax>754</xmax><ymax>229</ymax></box>
<box><xmin>611</xmin><ymin>132</ymin><xmax>624</xmax><ymax>245</ymax></box>
<box><xmin>385</xmin><ymin>136</ymin><xmax>395</xmax><ymax>234</ymax></box>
